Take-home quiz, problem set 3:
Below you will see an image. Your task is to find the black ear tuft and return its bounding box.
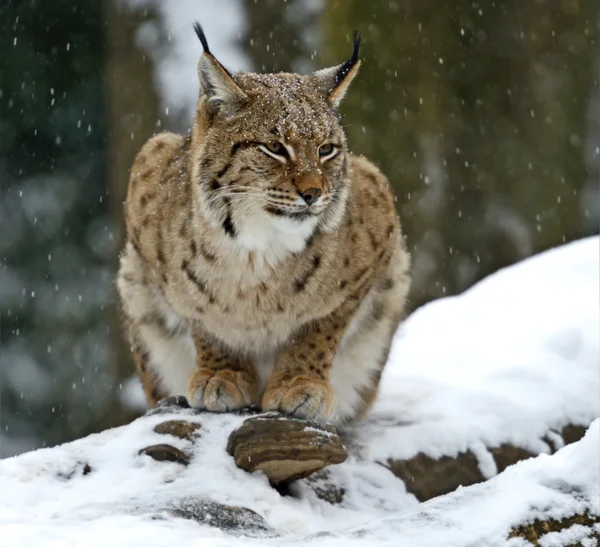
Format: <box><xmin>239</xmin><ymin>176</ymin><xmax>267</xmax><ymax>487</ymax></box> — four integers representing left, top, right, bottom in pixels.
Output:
<box><xmin>335</xmin><ymin>29</ymin><xmax>361</xmax><ymax>85</ymax></box>
<box><xmin>193</xmin><ymin>21</ymin><xmax>211</xmax><ymax>55</ymax></box>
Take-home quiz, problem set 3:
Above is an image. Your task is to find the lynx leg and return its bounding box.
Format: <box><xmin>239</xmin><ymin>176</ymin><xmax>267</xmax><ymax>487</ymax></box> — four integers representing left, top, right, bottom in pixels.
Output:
<box><xmin>118</xmin><ymin>242</ymin><xmax>197</xmax><ymax>404</ymax></box>
<box><xmin>331</xmin><ymin>240</ymin><xmax>411</xmax><ymax>423</ymax></box>
<box><xmin>187</xmin><ymin>337</ymin><xmax>260</xmax><ymax>412</ymax></box>
<box><xmin>262</xmin><ymin>296</ymin><xmax>365</xmax><ymax>422</ymax></box>
<box><xmin>129</xmin><ymin>335</ymin><xmax>168</xmax><ymax>406</ymax></box>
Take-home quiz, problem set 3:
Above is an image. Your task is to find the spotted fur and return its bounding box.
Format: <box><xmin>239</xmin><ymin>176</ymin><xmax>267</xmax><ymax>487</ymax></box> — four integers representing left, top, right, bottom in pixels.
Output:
<box><xmin>117</xmin><ymin>23</ymin><xmax>411</xmax><ymax>424</ymax></box>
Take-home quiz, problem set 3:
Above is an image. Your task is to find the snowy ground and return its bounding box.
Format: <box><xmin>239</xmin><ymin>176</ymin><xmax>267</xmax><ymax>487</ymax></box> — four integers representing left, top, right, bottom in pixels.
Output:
<box><xmin>1</xmin><ymin>236</ymin><xmax>598</xmax><ymax>546</ymax></box>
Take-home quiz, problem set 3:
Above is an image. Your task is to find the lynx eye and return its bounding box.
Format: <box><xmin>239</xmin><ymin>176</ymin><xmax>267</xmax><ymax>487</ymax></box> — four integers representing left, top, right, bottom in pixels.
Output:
<box><xmin>259</xmin><ymin>141</ymin><xmax>289</xmax><ymax>162</ymax></box>
<box><xmin>318</xmin><ymin>143</ymin><xmax>338</xmax><ymax>160</ymax></box>
<box><xmin>266</xmin><ymin>142</ymin><xmax>286</xmax><ymax>155</ymax></box>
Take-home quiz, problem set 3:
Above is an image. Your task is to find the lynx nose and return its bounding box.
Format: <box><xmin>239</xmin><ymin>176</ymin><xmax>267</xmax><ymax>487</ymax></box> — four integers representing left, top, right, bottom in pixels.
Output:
<box><xmin>300</xmin><ymin>188</ymin><xmax>322</xmax><ymax>206</ymax></box>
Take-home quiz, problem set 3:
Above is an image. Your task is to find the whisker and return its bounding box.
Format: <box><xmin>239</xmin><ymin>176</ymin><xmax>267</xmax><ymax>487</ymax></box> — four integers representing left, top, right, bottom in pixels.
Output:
<box><xmin>206</xmin><ymin>185</ymin><xmax>299</xmax><ymax>201</ymax></box>
<box><xmin>206</xmin><ymin>193</ymin><xmax>300</xmax><ymax>210</ymax></box>
<box><xmin>204</xmin><ymin>184</ymin><xmax>335</xmax><ymax>215</ymax></box>
<box><xmin>205</xmin><ymin>189</ymin><xmax>264</xmax><ymax>203</ymax></box>
<box><xmin>208</xmin><ymin>183</ymin><xmax>264</xmax><ymax>192</ymax></box>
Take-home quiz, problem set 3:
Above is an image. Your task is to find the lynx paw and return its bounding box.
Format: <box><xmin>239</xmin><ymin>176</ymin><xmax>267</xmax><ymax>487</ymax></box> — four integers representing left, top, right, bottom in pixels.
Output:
<box><xmin>262</xmin><ymin>376</ymin><xmax>337</xmax><ymax>421</ymax></box>
<box><xmin>187</xmin><ymin>368</ymin><xmax>258</xmax><ymax>412</ymax></box>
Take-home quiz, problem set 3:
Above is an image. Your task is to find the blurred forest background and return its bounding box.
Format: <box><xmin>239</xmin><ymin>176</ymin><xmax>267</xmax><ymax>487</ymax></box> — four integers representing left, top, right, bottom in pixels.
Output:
<box><xmin>1</xmin><ymin>0</ymin><xmax>598</xmax><ymax>457</ymax></box>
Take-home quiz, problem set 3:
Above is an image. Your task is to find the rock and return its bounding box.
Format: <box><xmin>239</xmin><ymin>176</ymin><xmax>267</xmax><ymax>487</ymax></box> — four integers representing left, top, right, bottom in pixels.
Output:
<box><xmin>561</xmin><ymin>424</ymin><xmax>587</xmax><ymax>446</ymax></box>
<box><xmin>139</xmin><ymin>443</ymin><xmax>191</xmax><ymax>465</ymax></box>
<box><xmin>227</xmin><ymin>413</ymin><xmax>348</xmax><ymax>484</ymax></box>
<box><xmin>303</xmin><ymin>470</ymin><xmax>346</xmax><ymax>504</ymax></box>
<box><xmin>508</xmin><ymin>511</ymin><xmax>600</xmax><ymax>545</ymax></box>
<box><xmin>490</xmin><ymin>444</ymin><xmax>536</xmax><ymax>473</ymax></box>
<box><xmin>165</xmin><ymin>497</ymin><xmax>274</xmax><ymax>537</ymax></box>
<box><xmin>55</xmin><ymin>461</ymin><xmax>93</xmax><ymax>481</ymax></box>
<box><xmin>312</xmin><ymin>483</ymin><xmax>345</xmax><ymax>505</ymax></box>
<box><xmin>385</xmin><ymin>423</ymin><xmax>591</xmax><ymax>502</ymax></box>
<box><xmin>386</xmin><ymin>450</ymin><xmax>484</xmax><ymax>502</ymax></box>
<box><xmin>153</xmin><ymin>420</ymin><xmax>202</xmax><ymax>440</ymax></box>
<box><xmin>145</xmin><ymin>395</ymin><xmax>191</xmax><ymax>416</ymax></box>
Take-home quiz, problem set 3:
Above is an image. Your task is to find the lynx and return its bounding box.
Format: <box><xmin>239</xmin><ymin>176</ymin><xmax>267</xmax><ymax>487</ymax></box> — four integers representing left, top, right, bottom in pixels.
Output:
<box><xmin>117</xmin><ymin>23</ymin><xmax>410</xmax><ymax>425</ymax></box>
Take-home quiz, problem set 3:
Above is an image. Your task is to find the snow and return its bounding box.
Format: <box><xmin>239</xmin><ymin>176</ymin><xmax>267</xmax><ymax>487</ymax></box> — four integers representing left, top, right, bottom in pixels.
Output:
<box><xmin>361</xmin><ymin>234</ymin><xmax>600</xmax><ymax>463</ymax></box>
<box><xmin>1</xmin><ymin>236</ymin><xmax>599</xmax><ymax>546</ymax></box>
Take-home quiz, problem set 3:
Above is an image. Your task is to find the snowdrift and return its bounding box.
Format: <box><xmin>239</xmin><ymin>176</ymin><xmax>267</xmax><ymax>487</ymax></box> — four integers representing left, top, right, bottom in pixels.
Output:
<box><xmin>1</xmin><ymin>236</ymin><xmax>598</xmax><ymax>546</ymax></box>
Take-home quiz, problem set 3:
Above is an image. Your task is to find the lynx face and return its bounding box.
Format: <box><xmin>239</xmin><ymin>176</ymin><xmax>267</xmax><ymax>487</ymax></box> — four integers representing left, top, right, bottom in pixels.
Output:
<box><xmin>192</xmin><ymin>26</ymin><xmax>361</xmax><ymax>245</ymax></box>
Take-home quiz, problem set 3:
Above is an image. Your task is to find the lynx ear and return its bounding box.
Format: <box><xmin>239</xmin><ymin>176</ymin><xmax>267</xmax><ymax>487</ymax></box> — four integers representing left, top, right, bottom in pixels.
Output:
<box><xmin>194</xmin><ymin>22</ymin><xmax>247</xmax><ymax>114</ymax></box>
<box><xmin>315</xmin><ymin>30</ymin><xmax>361</xmax><ymax>107</ymax></box>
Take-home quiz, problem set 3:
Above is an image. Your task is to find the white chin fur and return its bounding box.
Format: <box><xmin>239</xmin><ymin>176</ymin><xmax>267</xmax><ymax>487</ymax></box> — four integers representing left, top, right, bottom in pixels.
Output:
<box><xmin>270</xmin><ymin>214</ymin><xmax>318</xmax><ymax>235</ymax></box>
<box><xmin>237</xmin><ymin>207</ymin><xmax>317</xmax><ymax>259</ymax></box>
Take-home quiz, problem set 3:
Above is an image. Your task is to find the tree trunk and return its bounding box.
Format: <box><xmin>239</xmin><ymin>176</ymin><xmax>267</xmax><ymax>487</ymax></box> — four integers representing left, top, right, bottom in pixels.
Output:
<box><xmin>103</xmin><ymin>0</ymin><xmax>163</xmax><ymax>427</ymax></box>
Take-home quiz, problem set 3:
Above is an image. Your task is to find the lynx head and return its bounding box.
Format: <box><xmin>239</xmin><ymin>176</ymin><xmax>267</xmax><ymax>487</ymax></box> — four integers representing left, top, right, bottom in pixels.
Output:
<box><xmin>191</xmin><ymin>22</ymin><xmax>361</xmax><ymax>253</ymax></box>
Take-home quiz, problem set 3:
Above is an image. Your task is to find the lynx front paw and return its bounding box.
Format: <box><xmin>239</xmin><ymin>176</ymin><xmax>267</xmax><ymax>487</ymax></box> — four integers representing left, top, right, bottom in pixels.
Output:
<box><xmin>187</xmin><ymin>368</ymin><xmax>258</xmax><ymax>412</ymax></box>
<box><xmin>262</xmin><ymin>376</ymin><xmax>337</xmax><ymax>421</ymax></box>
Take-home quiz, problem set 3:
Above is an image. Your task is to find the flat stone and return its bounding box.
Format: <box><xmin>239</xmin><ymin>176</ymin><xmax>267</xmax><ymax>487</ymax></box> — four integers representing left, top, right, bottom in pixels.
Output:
<box><xmin>138</xmin><ymin>443</ymin><xmax>190</xmax><ymax>465</ymax></box>
<box><xmin>153</xmin><ymin>420</ymin><xmax>202</xmax><ymax>440</ymax></box>
<box><xmin>227</xmin><ymin>413</ymin><xmax>347</xmax><ymax>484</ymax></box>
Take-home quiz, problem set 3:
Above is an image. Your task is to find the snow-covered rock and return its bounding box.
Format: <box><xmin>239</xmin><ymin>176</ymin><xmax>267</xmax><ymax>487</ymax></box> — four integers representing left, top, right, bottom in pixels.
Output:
<box><xmin>1</xmin><ymin>236</ymin><xmax>598</xmax><ymax>546</ymax></box>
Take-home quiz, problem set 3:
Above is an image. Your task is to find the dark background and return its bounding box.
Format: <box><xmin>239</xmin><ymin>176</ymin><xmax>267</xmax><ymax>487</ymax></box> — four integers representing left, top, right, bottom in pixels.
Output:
<box><xmin>1</xmin><ymin>0</ymin><xmax>598</xmax><ymax>456</ymax></box>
